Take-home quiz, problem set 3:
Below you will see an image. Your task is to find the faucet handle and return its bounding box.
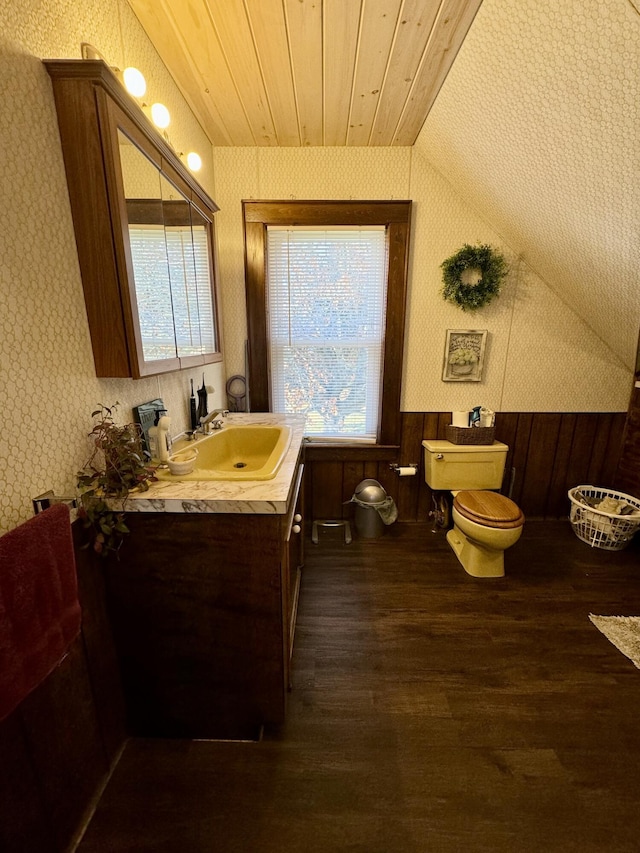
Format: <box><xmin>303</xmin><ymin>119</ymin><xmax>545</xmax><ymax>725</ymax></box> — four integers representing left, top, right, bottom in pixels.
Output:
<box><xmin>198</xmin><ymin>409</ymin><xmax>229</xmax><ymax>434</ymax></box>
<box><xmin>210</xmin><ymin>410</ymin><xmax>229</xmax><ymax>431</ymax></box>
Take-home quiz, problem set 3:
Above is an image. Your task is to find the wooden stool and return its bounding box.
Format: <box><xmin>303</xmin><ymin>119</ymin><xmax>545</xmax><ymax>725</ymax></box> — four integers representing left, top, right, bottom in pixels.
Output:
<box><xmin>312</xmin><ymin>519</ymin><xmax>352</xmax><ymax>545</ymax></box>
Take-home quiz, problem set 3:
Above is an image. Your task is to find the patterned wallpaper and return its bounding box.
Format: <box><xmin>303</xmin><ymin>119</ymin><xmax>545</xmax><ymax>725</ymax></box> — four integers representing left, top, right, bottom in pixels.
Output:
<box><xmin>402</xmin><ymin>147</ymin><xmax>632</xmax><ymax>412</ymax></box>
<box><xmin>213</xmin><ymin>144</ymin><xmax>632</xmax><ymax>414</ymax></box>
<box><xmin>0</xmin><ymin>0</ymin><xmax>225</xmax><ymax>534</ymax></box>
<box><xmin>0</xmin><ymin>0</ymin><xmax>635</xmax><ymax>532</ymax></box>
<box><xmin>414</xmin><ymin>0</ymin><xmax>640</xmax><ymax>373</ymax></box>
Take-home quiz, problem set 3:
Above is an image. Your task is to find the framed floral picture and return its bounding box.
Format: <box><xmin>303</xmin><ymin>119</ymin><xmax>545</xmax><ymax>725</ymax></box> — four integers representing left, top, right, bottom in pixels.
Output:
<box><xmin>442</xmin><ymin>329</ymin><xmax>488</xmax><ymax>382</ymax></box>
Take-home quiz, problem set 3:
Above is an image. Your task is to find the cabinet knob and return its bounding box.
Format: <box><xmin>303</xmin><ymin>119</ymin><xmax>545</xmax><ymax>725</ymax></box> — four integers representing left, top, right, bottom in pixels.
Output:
<box><xmin>294</xmin><ymin>513</ymin><xmax>302</xmax><ymax>523</ymax></box>
<box><xmin>292</xmin><ymin>524</ymin><xmax>301</xmax><ymax>534</ymax></box>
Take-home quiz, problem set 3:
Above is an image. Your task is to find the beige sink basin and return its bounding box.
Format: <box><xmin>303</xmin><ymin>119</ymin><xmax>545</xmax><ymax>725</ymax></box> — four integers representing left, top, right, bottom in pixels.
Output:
<box><xmin>157</xmin><ymin>424</ymin><xmax>293</xmax><ymax>481</ymax></box>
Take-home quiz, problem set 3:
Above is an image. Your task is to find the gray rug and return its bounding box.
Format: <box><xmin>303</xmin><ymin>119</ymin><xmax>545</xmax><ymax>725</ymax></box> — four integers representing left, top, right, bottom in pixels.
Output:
<box><xmin>589</xmin><ymin>614</ymin><xmax>640</xmax><ymax>669</ymax></box>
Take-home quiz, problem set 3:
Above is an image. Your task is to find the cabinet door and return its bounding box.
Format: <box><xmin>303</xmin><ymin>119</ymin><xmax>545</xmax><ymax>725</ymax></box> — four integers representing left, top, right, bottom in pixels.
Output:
<box><xmin>188</xmin><ymin>203</ymin><xmax>218</xmax><ymax>358</ymax></box>
<box><xmin>114</xmin><ymin>107</ymin><xmax>222</xmax><ymax>376</ymax></box>
<box><xmin>285</xmin><ymin>464</ymin><xmax>305</xmax><ymax>665</ymax></box>
<box><xmin>122</xmin><ymin>138</ymin><xmax>179</xmax><ymax>367</ymax></box>
<box><xmin>159</xmin><ymin>173</ymin><xmax>218</xmax><ymax>368</ymax></box>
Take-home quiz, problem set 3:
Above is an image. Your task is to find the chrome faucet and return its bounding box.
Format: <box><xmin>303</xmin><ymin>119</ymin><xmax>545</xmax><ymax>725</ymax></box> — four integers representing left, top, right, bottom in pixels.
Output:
<box><xmin>199</xmin><ymin>408</ymin><xmax>229</xmax><ymax>433</ymax></box>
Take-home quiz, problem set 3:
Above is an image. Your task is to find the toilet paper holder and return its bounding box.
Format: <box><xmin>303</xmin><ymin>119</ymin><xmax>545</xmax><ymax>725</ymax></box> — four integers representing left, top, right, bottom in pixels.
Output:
<box><xmin>389</xmin><ymin>463</ymin><xmax>418</xmax><ymax>476</ymax></box>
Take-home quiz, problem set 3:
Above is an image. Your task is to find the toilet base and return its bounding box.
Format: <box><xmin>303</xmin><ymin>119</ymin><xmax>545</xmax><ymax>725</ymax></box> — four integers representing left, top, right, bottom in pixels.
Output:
<box><xmin>446</xmin><ymin>525</ymin><xmax>505</xmax><ymax>578</ymax></box>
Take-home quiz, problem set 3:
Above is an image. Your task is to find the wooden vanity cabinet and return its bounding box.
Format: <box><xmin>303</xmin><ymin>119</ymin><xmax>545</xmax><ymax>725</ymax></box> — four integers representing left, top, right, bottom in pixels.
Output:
<box><xmin>104</xmin><ymin>463</ymin><xmax>305</xmax><ymax>740</ymax></box>
<box><xmin>45</xmin><ymin>59</ymin><xmax>222</xmax><ymax>378</ymax></box>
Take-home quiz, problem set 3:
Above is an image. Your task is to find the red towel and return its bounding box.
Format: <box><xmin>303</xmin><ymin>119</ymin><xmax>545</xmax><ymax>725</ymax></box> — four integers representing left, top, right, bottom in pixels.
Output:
<box><xmin>0</xmin><ymin>503</ymin><xmax>81</xmax><ymax>722</ymax></box>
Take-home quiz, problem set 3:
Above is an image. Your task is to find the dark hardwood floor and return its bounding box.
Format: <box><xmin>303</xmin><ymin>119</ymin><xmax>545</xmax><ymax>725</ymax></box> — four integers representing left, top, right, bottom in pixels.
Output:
<box><xmin>78</xmin><ymin>521</ymin><xmax>640</xmax><ymax>852</ymax></box>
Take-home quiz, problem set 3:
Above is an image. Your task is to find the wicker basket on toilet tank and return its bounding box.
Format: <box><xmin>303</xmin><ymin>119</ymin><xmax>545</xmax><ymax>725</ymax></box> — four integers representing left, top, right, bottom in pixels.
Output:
<box><xmin>445</xmin><ymin>425</ymin><xmax>496</xmax><ymax>445</ymax></box>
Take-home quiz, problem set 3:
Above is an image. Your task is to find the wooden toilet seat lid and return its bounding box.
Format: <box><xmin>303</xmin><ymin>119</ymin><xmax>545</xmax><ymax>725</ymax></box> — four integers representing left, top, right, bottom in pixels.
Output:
<box><xmin>453</xmin><ymin>491</ymin><xmax>525</xmax><ymax>529</ymax></box>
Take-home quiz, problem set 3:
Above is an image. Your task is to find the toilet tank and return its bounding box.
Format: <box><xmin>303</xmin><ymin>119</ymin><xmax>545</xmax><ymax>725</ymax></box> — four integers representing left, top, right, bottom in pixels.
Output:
<box><xmin>422</xmin><ymin>440</ymin><xmax>508</xmax><ymax>490</ymax></box>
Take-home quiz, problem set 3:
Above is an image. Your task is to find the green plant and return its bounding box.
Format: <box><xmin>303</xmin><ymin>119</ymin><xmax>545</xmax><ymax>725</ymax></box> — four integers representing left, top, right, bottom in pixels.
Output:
<box><xmin>77</xmin><ymin>403</ymin><xmax>156</xmax><ymax>557</ymax></box>
<box><xmin>441</xmin><ymin>243</ymin><xmax>508</xmax><ymax>311</ymax></box>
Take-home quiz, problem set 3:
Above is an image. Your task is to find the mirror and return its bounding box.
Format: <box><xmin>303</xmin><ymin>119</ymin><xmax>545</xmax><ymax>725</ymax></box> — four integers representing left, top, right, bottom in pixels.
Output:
<box><xmin>159</xmin><ymin>173</ymin><xmax>209</xmax><ymax>360</ymax></box>
<box><xmin>119</xmin><ymin>129</ymin><xmax>218</xmax><ymax>364</ymax></box>
<box><xmin>189</xmin><ymin>204</ymin><xmax>217</xmax><ymax>356</ymax></box>
<box><xmin>120</xmin><ymin>130</ymin><xmax>177</xmax><ymax>362</ymax></box>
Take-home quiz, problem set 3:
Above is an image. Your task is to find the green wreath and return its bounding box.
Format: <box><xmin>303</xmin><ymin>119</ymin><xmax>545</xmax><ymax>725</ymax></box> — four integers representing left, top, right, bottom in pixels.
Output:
<box><xmin>440</xmin><ymin>243</ymin><xmax>508</xmax><ymax>311</ymax></box>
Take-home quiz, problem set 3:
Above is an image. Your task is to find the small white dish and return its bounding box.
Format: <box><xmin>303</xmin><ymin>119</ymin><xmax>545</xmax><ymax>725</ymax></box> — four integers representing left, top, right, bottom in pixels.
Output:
<box><xmin>167</xmin><ymin>448</ymin><xmax>198</xmax><ymax>476</ymax></box>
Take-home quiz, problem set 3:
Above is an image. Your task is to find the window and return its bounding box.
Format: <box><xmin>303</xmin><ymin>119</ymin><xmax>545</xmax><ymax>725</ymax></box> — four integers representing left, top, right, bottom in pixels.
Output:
<box><xmin>244</xmin><ymin>201</ymin><xmax>411</xmax><ymax>447</ymax></box>
<box><xmin>267</xmin><ymin>226</ymin><xmax>387</xmax><ymax>440</ymax></box>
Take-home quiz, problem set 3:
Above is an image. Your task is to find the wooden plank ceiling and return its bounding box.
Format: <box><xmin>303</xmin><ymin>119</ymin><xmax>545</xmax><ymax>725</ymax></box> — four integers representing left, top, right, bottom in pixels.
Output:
<box><xmin>126</xmin><ymin>0</ymin><xmax>483</xmax><ymax>147</ymax></box>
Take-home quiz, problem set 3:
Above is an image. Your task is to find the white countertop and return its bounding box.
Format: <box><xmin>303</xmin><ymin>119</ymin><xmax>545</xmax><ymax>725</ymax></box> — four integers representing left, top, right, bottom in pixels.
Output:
<box><xmin>125</xmin><ymin>413</ymin><xmax>306</xmax><ymax>515</ymax></box>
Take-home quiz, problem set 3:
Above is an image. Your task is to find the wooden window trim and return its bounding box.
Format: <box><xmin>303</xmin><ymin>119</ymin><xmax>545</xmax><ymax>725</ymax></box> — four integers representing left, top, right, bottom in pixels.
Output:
<box><xmin>243</xmin><ymin>200</ymin><xmax>412</xmax><ymax>449</ymax></box>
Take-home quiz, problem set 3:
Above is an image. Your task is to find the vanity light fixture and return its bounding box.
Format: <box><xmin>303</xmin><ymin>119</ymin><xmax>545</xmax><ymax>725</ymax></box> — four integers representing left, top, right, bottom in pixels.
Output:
<box><xmin>186</xmin><ymin>152</ymin><xmax>202</xmax><ymax>172</ymax></box>
<box><xmin>80</xmin><ymin>44</ymin><xmax>200</xmax><ymax>174</ymax></box>
<box><xmin>123</xmin><ymin>66</ymin><xmax>146</xmax><ymax>98</ymax></box>
<box><xmin>151</xmin><ymin>102</ymin><xmax>171</xmax><ymax>129</ymax></box>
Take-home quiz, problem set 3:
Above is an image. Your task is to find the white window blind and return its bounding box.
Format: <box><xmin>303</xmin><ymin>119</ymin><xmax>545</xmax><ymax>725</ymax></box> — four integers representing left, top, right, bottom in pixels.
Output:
<box><xmin>128</xmin><ymin>225</ymin><xmax>176</xmax><ymax>361</ymax></box>
<box><xmin>129</xmin><ymin>225</ymin><xmax>215</xmax><ymax>361</ymax></box>
<box><xmin>165</xmin><ymin>226</ymin><xmax>215</xmax><ymax>357</ymax></box>
<box><xmin>267</xmin><ymin>226</ymin><xmax>387</xmax><ymax>440</ymax></box>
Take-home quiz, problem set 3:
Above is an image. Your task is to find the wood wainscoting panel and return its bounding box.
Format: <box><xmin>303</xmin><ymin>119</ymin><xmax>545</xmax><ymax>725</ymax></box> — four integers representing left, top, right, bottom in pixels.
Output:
<box><xmin>304</xmin><ymin>411</ymin><xmax>628</xmax><ymax>524</ymax></box>
<box><xmin>0</xmin><ymin>711</ymin><xmax>51</xmax><ymax>852</ymax></box>
<box><xmin>396</xmin><ymin>412</ymin><xmax>424</xmax><ymax>521</ymax></box>
<box><xmin>615</xmin><ymin>386</ymin><xmax>640</xmax><ymax>499</ymax></box>
<box><xmin>18</xmin><ymin>639</ymin><xmax>107</xmax><ymax>852</ymax></box>
<box><xmin>0</xmin><ymin>523</ymin><xmax>127</xmax><ymax>853</ymax></box>
<box><xmin>546</xmin><ymin>414</ymin><xmax>579</xmax><ymax>519</ymax></box>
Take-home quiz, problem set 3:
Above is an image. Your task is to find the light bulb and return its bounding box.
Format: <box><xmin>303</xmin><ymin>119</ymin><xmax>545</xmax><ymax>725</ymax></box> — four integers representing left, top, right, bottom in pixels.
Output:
<box><xmin>123</xmin><ymin>67</ymin><xmax>146</xmax><ymax>98</ymax></box>
<box><xmin>186</xmin><ymin>152</ymin><xmax>202</xmax><ymax>172</ymax></box>
<box><xmin>151</xmin><ymin>102</ymin><xmax>170</xmax><ymax>129</ymax></box>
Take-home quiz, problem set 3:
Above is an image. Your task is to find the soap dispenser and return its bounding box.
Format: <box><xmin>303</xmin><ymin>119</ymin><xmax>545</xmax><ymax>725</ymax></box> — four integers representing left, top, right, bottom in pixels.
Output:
<box><xmin>157</xmin><ymin>413</ymin><xmax>172</xmax><ymax>462</ymax></box>
<box><xmin>149</xmin><ymin>409</ymin><xmax>170</xmax><ymax>462</ymax></box>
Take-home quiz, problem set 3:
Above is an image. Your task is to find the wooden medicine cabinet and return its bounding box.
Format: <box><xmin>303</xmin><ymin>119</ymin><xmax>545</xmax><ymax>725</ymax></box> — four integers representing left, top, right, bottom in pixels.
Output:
<box><xmin>45</xmin><ymin>59</ymin><xmax>222</xmax><ymax>378</ymax></box>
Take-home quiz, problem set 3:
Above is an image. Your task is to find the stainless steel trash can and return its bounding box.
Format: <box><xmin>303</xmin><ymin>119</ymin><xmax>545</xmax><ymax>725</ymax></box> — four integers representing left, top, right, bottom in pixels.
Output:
<box><xmin>353</xmin><ymin>479</ymin><xmax>386</xmax><ymax>539</ymax></box>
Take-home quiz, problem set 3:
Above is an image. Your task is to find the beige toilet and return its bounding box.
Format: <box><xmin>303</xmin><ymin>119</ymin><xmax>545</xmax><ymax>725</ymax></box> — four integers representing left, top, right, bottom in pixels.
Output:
<box><xmin>422</xmin><ymin>440</ymin><xmax>525</xmax><ymax>578</ymax></box>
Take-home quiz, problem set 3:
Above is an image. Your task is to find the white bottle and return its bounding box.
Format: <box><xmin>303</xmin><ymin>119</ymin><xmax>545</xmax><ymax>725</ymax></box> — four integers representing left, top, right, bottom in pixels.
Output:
<box><xmin>148</xmin><ymin>410</ymin><xmax>171</xmax><ymax>462</ymax></box>
<box><xmin>156</xmin><ymin>415</ymin><xmax>171</xmax><ymax>463</ymax></box>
